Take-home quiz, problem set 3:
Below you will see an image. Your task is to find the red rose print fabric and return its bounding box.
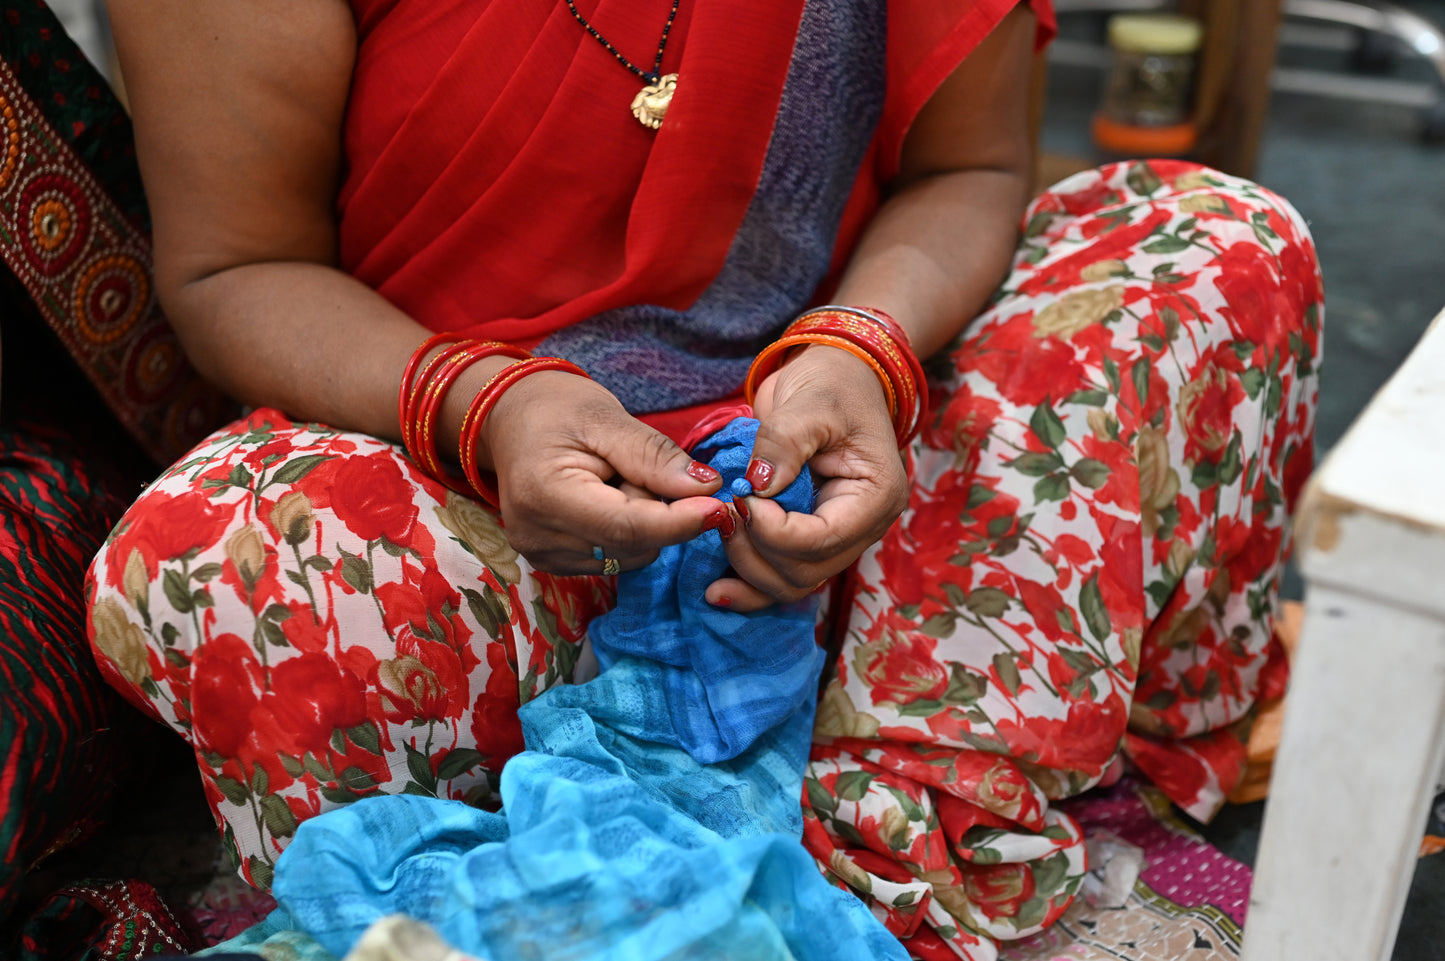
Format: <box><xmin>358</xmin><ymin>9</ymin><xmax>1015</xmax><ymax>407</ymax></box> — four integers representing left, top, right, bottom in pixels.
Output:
<box><xmin>802</xmin><ymin>161</ymin><xmax>1320</xmax><ymax>959</ymax></box>
<box><xmin>86</xmin><ymin>161</ymin><xmax>1321</xmax><ymax>960</ymax></box>
<box><xmin>88</xmin><ymin>417</ymin><xmax>613</xmax><ymax>891</ymax></box>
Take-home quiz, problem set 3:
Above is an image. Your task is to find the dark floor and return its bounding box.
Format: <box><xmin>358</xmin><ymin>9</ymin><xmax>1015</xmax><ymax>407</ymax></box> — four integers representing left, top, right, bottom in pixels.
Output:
<box><xmin>1041</xmin><ymin>4</ymin><xmax>1445</xmax><ymax>957</ymax></box>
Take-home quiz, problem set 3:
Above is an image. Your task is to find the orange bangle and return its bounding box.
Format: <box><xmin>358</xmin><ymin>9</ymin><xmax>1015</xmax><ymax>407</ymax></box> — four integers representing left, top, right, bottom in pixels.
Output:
<box><xmin>803</xmin><ymin>306</ymin><xmax>927</xmax><ymax>444</ymax></box>
<box><xmin>791</xmin><ymin>313</ymin><xmax>922</xmax><ymax>441</ymax></box>
<box><xmin>747</xmin><ymin>305</ymin><xmax>929</xmax><ymax>446</ymax></box>
<box><xmin>458</xmin><ymin>357</ymin><xmax>590</xmax><ymax>507</ymax></box>
<box><xmin>743</xmin><ymin>333</ymin><xmax>897</xmax><ymax>420</ymax></box>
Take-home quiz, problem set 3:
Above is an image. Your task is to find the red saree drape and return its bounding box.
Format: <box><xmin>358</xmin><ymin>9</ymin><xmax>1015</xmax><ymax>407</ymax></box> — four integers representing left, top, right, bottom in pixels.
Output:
<box><xmin>339</xmin><ymin>0</ymin><xmax>1055</xmax><ymax>439</ymax></box>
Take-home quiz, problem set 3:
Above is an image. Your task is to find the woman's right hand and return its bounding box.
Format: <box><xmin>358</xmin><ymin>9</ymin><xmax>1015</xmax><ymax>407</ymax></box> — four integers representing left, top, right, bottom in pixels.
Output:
<box><xmin>478</xmin><ymin>370</ymin><xmax>726</xmax><ymax>575</ymax></box>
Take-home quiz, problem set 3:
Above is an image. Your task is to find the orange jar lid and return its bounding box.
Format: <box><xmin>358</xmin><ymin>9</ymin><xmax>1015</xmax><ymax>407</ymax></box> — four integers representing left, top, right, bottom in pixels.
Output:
<box><xmin>1092</xmin><ymin>114</ymin><xmax>1198</xmax><ymax>157</ymax></box>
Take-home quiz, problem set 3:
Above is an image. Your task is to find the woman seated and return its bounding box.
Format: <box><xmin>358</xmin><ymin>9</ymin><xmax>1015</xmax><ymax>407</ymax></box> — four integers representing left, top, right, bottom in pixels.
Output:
<box><xmin>87</xmin><ymin>0</ymin><xmax>1322</xmax><ymax>957</ymax></box>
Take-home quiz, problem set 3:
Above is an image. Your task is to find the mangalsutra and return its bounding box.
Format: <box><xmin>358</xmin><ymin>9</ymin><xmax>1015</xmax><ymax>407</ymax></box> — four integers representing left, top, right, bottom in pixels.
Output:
<box><xmin>564</xmin><ymin>0</ymin><xmax>681</xmax><ymax>129</ymax></box>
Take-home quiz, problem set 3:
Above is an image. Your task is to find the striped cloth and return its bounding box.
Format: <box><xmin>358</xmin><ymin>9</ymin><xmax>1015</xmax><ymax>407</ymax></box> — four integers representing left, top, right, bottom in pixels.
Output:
<box><xmin>0</xmin><ymin>424</ymin><xmax>135</xmax><ymax>919</ymax></box>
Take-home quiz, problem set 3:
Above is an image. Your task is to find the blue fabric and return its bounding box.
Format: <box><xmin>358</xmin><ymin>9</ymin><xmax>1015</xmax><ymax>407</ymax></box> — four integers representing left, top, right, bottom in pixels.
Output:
<box><xmin>588</xmin><ymin>415</ymin><xmax>825</xmax><ymax>764</ymax></box>
<box><xmin>206</xmin><ymin>418</ymin><xmax>906</xmax><ymax>961</ymax></box>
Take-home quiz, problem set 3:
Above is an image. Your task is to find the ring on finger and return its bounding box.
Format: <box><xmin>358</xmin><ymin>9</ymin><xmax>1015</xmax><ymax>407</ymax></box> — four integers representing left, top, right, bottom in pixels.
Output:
<box><xmin>591</xmin><ymin>545</ymin><xmax>621</xmax><ymax>577</ymax></box>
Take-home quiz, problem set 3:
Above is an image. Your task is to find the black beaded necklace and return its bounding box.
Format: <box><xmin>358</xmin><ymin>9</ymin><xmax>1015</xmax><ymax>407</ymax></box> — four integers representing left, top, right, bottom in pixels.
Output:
<box><xmin>564</xmin><ymin>0</ymin><xmax>682</xmax><ymax>129</ymax></box>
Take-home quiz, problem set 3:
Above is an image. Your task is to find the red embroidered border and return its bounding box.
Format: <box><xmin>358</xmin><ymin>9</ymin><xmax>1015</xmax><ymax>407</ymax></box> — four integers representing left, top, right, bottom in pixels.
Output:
<box><xmin>0</xmin><ymin>60</ymin><xmax>232</xmax><ymax>465</ymax></box>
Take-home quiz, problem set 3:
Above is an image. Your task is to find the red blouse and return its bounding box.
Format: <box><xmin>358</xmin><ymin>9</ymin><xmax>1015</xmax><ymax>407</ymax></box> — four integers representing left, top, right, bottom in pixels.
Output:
<box><xmin>338</xmin><ymin>0</ymin><xmax>1054</xmax><ymax>435</ymax></box>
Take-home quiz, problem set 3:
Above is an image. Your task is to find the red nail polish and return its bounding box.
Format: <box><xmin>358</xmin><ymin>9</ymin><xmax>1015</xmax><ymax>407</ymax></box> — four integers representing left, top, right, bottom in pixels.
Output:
<box><xmin>714</xmin><ymin>596</ymin><xmax>733</xmax><ymax>608</ymax></box>
<box><xmin>702</xmin><ymin>508</ymin><xmax>728</xmax><ymax>534</ymax></box>
<box><xmin>734</xmin><ymin>497</ymin><xmax>751</xmax><ymax>525</ymax></box>
<box><xmin>687</xmin><ymin>461</ymin><xmax>719</xmax><ymax>484</ymax></box>
<box><xmin>718</xmin><ymin>508</ymin><xmax>737</xmax><ymax>539</ymax></box>
<box><xmin>746</xmin><ymin>459</ymin><xmax>774</xmax><ymax>492</ymax></box>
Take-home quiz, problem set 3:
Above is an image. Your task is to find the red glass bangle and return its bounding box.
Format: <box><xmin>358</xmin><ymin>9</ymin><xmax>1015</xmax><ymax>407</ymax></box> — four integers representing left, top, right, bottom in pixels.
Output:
<box><xmin>748</xmin><ymin>305</ymin><xmax>929</xmax><ymax>446</ymax></box>
<box><xmin>406</xmin><ymin>341</ymin><xmax>475</xmax><ymax>460</ymax></box>
<box><xmin>804</xmin><ymin>306</ymin><xmax>927</xmax><ymax>443</ymax></box>
<box><xmin>790</xmin><ymin>312</ymin><xmax>925</xmax><ymax>442</ymax></box>
<box><xmin>399</xmin><ymin>337</ymin><xmax>532</xmax><ymax>492</ymax></box>
<box><xmin>398</xmin><ymin>333</ymin><xmax>467</xmax><ymax>455</ymax></box>
<box><xmin>412</xmin><ymin>342</ymin><xmax>530</xmax><ymax>481</ymax></box>
<box><xmin>458</xmin><ymin>357</ymin><xmax>590</xmax><ymax>507</ymax></box>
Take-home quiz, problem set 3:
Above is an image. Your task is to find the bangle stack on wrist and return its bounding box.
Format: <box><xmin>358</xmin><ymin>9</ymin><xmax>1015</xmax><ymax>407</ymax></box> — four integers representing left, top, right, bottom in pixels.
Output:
<box><xmin>743</xmin><ymin>305</ymin><xmax>928</xmax><ymax>446</ymax></box>
<box><xmin>456</xmin><ymin>356</ymin><xmax>589</xmax><ymax>506</ymax></box>
<box><xmin>397</xmin><ymin>334</ymin><xmax>588</xmax><ymax>507</ymax></box>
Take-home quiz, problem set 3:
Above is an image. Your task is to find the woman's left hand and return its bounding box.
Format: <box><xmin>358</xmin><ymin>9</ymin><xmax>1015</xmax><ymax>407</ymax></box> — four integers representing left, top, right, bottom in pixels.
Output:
<box><xmin>706</xmin><ymin>345</ymin><xmax>909</xmax><ymax>612</ymax></box>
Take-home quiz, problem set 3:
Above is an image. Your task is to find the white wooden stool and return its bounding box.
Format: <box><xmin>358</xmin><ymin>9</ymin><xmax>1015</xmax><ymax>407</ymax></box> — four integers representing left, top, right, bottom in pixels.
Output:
<box><xmin>1242</xmin><ymin>308</ymin><xmax>1445</xmax><ymax>961</ymax></box>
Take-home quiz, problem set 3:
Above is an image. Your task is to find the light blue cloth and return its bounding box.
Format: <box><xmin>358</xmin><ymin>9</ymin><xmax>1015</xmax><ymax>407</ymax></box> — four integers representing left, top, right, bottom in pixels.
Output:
<box><xmin>206</xmin><ymin>418</ymin><xmax>906</xmax><ymax>961</ymax></box>
<box><xmin>588</xmin><ymin>415</ymin><xmax>826</xmax><ymax>764</ymax></box>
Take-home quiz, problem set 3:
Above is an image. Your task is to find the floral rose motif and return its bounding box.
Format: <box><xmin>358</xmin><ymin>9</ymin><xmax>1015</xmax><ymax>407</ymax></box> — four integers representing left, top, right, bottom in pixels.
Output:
<box><xmin>471</xmin><ymin>643</ymin><xmax>524</xmax><ymax>762</ymax></box>
<box><xmin>919</xmin><ymin>867</ymin><xmax>982</xmax><ymax>928</ymax></box>
<box><xmin>976</xmin><ymin>760</ymin><xmax>1029</xmax><ymax>821</ymax></box>
<box><xmin>936</xmin><ymin>386</ymin><xmax>1002</xmax><ymax>471</ymax></box>
<box><xmin>1173</xmin><ymin>169</ymin><xmax>1217</xmax><ymax>192</ymax></box>
<box><xmin>1131</xmin><ymin>738</ymin><xmax>1209</xmax><ymax>807</ymax></box>
<box><xmin>435</xmin><ymin>492</ymin><xmax>522</xmax><ymax>585</ymax></box>
<box><xmin>262</xmin><ymin>653</ymin><xmax>371</xmax><ymax>757</ymax></box>
<box><xmin>814</xmin><ymin>683</ymin><xmax>882</xmax><ymax>739</ymax></box>
<box><xmin>1158</xmin><ymin>604</ymin><xmax>1213</xmax><ymax>650</ymax></box>
<box><xmin>877</xmin><ymin>804</ymin><xmax>913</xmax><ymax>850</ymax></box>
<box><xmin>122</xmin><ymin>548</ymin><xmax>149</xmax><ymax>609</ymax></box>
<box><xmin>1207</xmin><ymin>566</ymin><xmax>1233</xmax><ymax>611</ymax></box>
<box><xmin>1080</xmin><ymin>259</ymin><xmax>1129</xmax><ymax>282</ymax></box>
<box><xmin>1178</xmin><ymin>193</ymin><xmax>1230</xmax><ymax>215</ymax></box>
<box><xmin>1120</xmin><ymin>627</ymin><xmax>1144</xmax><ymax>671</ymax></box>
<box><xmin>1017</xmin><ymin>759</ymin><xmax>1069</xmax><ymax>800</ymax></box>
<box><xmin>330</xmin><ymin>453</ymin><xmax>419</xmax><ymax>545</ymax></box>
<box><xmin>225</xmin><ymin>524</ymin><xmax>266</xmax><ymax>588</ymax></box>
<box><xmin>91</xmin><ymin>596</ymin><xmax>151</xmax><ymax>687</ymax></box>
<box><xmin>1135</xmin><ymin>426</ymin><xmax>1181</xmax><ymax>538</ymax></box>
<box><xmin>537</xmin><ymin>574</ymin><xmax>593</xmax><ymax>645</ymax></box>
<box><xmin>377</xmin><ymin>655</ymin><xmax>446</xmax><ymax>722</ymax></box>
<box><xmin>963</xmin><ymin>862</ymin><xmax>1037</xmax><ymax>922</ymax></box>
<box><xmin>1031</xmin><ymin>286</ymin><xmax>1125</xmax><ymax>340</ymax></box>
<box><xmin>1086</xmin><ymin>407</ymin><xmax>1118</xmax><ymax>442</ymax></box>
<box><xmin>853</xmin><ymin>627</ymin><xmax>950</xmax><ymax>707</ymax></box>
<box><xmin>271</xmin><ymin>491</ymin><xmax>316</xmax><ymax>546</ymax></box>
<box><xmin>1177</xmin><ymin>362</ymin><xmax>1243</xmax><ymax>462</ymax></box>
<box><xmin>1165</xmin><ymin>541</ymin><xmax>1196</xmax><ymax>582</ymax></box>
<box><xmin>112</xmin><ymin>491</ymin><xmax>235</xmax><ymax>590</ymax></box>
<box><xmin>1215</xmin><ymin>241</ymin><xmax>1295</xmax><ymax>354</ymax></box>
<box><xmin>828</xmin><ymin>850</ymin><xmax>875</xmax><ymax>895</ymax></box>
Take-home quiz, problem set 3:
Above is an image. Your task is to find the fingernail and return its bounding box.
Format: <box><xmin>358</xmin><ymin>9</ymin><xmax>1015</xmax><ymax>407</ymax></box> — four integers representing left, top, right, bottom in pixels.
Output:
<box><xmin>713</xmin><ymin>595</ymin><xmax>733</xmax><ymax>608</ymax></box>
<box><xmin>702</xmin><ymin>507</ymin><xmax>729</xmax><ymax>534</ymax></box>
<box><xmin>718</xmin><ymin>507</ymin><xmax>737</xmax><ymax>539</ymax></box>
<box><xmin>734</xmin><ymin>497</ymin><xmax>751</xmax><ymax>525</ymax></box>
<box><xmin>745</xmin><ymin>459</ymin><xmax>774</xmax><ymax>493</ymax></box>
<box><xmin>687</xmin><ymin>461</ymin><xmax>719</xmax><ymax>484</ymax></box>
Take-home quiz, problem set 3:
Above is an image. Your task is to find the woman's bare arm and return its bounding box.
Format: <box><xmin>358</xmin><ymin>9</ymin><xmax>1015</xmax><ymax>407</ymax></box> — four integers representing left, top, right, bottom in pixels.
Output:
<box><xmin>110</xmin><ymin>0</ymin><xmax>721</xmax><ymax>570</ymax></box>
<box><xmin>833</xmin><ymin>4</ymin><xmax>1037</xmax><ymax>355</ymax></box>
<box><xmin>108</xmin><ymin>0</ymin><xmax>447</xmax><ymax>439</ymax></box>
<box><xmin>714</xmin><ymin>6</ymin><xmax>1037</xmax><ymax>610</ymax></box>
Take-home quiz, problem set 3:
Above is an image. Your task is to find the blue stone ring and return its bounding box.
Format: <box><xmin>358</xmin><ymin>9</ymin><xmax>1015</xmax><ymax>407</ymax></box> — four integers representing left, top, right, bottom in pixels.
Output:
<box><xmin>592</xmin><ymin>545</ymin><xmax>620</xmax><ymax>576</ymax></box>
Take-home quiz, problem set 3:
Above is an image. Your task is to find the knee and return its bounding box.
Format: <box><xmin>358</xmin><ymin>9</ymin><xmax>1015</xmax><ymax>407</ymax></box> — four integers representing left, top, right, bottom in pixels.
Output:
<box><xmin>1159</xmin><ymin>164</ymin><xmax>1323</xmax><ymax>354</ymax></box>
<box><xmin>1158</xmin><ymin>161</ymin><xmax>1316</xmax><ymax>260</ymax></box>
<box><xmin>1034</xmin><ymin>160</ymin><xmax>1320</xmax><ymax>277</ymax></box>
<box><xmin>1051</xmin><ymin>161</ymin><xmax>1322</xmax><ymax>345</ymax></box>
<box><xmin>86</xmin><ymin>485</ymin><xmax>225</xmax><ymax>703</ymax></box>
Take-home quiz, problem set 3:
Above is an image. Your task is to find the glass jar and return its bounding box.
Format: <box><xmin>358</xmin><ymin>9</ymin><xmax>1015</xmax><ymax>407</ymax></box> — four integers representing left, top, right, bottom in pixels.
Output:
<box><xmin>1100</xmin><ymin>13</ymin><xmax>1203</xmax><ymax>129</ymax></box>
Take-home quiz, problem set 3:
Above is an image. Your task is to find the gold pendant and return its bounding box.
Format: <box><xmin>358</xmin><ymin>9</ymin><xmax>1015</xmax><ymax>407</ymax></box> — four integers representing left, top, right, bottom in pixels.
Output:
<box><xmin>631</xmin><ymin>73</ymin><xmax>678</xmax><ymax>130</ymax></box>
